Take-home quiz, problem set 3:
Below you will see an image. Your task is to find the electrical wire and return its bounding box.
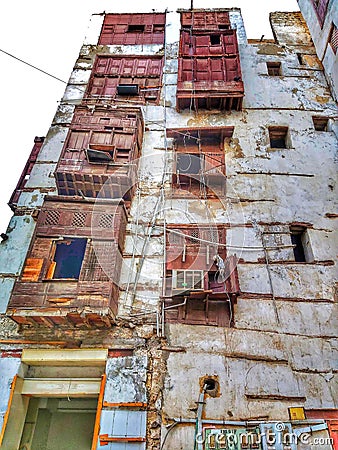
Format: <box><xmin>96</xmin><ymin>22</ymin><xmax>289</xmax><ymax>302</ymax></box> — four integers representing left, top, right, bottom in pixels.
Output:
<box><xmin>0</xmin><ymin>48</ymin><xmax>67</xmax><ymax>84</ymax></box>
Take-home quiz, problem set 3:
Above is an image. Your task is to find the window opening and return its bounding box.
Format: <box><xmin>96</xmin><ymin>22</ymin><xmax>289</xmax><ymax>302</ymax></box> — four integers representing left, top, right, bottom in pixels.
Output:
<box><xmin>116</xmin><ymin>84</ymin><xmax>139</xmax><ymax>96</ymax></box>
<box><xmin>52</xmin><ymin>238</ymin><xmax>87</xmax><ymax>279</ymax></box>
<box><xmin>172</xmin><ymin>270</ymin><xmax>204</xmax><ymax>291</ymax></box>
<box><xmin>19</xmin><ymin>398</ymin><xmax>97</xmax><ymax>450</ymax></box>
<box><xmin>297</xmin><ymin>53</ymin><xmax>305</xmax><ymax>65</ymax></box>
<box><xmin>267</xmin><ymin>61</ymin><xmax>281</xmax><ymax>76</ymax></box>
<box><xmin>269</xmin><ymin>126</ymin><xmax>289</xmax><ymax>148</ymax></box>
<box><xmin>218</xmin><ymin>24</ymin><xmax>230</xmax><ymax>30</ymax></box>
<box><xmin>127</xmin><ymin>24</ymin><xmax>145</xmax><ymax>33</ymax></box>
<box><xmin>290</xmin><ymin>226</ymin><xmax>307</xmax><ymax>262</ymax></box>
<box><xmin>210</xmin><ymin>34</ymin><xmax>221</xmax><ymax>45</ymax></box>
<box><xmin>312</xmin><ymin>116</ymin><xmax>329</xmax><ymax>131</ymax></box>
<box><xmin>176</xmin><ymin>153</ymin><xmax>202</xmax><ymax>174</ymax></box>
<box><xmin>86</xmin><ymin>149</ymin><xmax>114</xmax><ymax>163</ymax></box>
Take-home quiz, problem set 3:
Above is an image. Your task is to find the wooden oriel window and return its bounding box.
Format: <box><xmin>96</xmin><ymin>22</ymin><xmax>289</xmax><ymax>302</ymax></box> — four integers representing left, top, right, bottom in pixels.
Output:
<box><xmin>168</xmin><ymin>127</ymin><xmax>232</xmax><ymax>197</ymax></box>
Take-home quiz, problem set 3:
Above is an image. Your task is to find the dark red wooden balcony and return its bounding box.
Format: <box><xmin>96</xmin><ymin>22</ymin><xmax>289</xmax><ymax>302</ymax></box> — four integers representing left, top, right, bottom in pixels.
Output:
<box><xmin>55</xmin><ymin>106</ymin><xmax>143</xmax><ymax>201</ymax></box>
<box><xmin>6</xmin><ymin>199</ymin><xmax>127</xmax><ymax>328</ymax></box>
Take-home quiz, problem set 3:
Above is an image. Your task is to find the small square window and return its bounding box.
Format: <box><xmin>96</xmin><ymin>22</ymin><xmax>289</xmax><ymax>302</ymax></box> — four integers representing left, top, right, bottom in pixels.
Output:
<box><xmin>127</xmin><ymin>24</ymin><xmax>145</xmax><ymax>33</ymax></box>
<box><xmin>210</xmin><ymin>34</ymin><xmax>221</xmax><ymax>45</ymax></box>
<box><xmin>51</xmin><ymin>238</ymin><xmax>87</xmax><ymax>279</ymax></box>
<box><xmin>267</xmin><ymin>62</ymin><xmax>281</xmax><ymax>76</ymax></box>
<box><xmin>312</xmin><ymin>116</ymin><xmax>329</xmax><ymax>131</ymax></box>
<box><xmin>268</xmin><ymin>126</ymin><xmax>289</xmax><ymax>148</ymax></box>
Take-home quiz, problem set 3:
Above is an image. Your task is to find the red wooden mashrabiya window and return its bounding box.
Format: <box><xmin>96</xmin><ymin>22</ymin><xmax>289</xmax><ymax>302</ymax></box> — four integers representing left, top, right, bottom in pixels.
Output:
<box><xmin>86</xmin><ymin>56</ymin><xmax>164</xmax><ymax>104</ymax></box>
<box><xmin>167</xmin><ymin>127</ymin><xmax>233</xmax><ymax>197</ymax></box>
<box><xmin>98</xmin><ymin>13</ymin><xmax>165</xmax><ymax>45</ymax></box>
<box><xmin>164</xmin><ymin>224</ymin><xmax>239</xmax><ymax>327</ymax></box>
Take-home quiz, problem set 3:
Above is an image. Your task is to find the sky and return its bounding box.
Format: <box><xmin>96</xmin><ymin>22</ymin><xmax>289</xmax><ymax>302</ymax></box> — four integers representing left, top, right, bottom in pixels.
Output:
<box><xmin>0</xmin><ymin>0</ymin><xmax>299</xmax><ymax>233</ymax></box>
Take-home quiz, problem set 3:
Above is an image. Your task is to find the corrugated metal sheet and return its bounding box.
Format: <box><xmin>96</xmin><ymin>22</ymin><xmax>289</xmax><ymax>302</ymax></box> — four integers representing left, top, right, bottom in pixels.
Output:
<box><xmin>99</xmin><ymin>13</ymin><xmax>165</xmax><ymax>45</ymax></box>
<box><xmin>97</xmin><ymin>410</ymin><xmax>146</xmax><ymax>450</ymax></box>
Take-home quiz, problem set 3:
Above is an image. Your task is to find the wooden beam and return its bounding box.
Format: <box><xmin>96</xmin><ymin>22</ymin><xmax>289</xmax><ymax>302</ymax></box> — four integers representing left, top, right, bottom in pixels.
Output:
<box><xmin>21</xmin><ymin>348</ymin><xmax>108</xmax><ymax>366</ymax></box>
<box><xmin>102</xmin><ymin>402</ymin><xmax>147</xmax><ymax>409</ymax></box>
<box><xmin>99</xmin><ymin>435</ymin><xmax>146</xmax><ymax>443</ymax></box>
<box><xmin>22</xmin><ymin>378</ymin><xmax>101</xmax><ymax>397</ymax></box>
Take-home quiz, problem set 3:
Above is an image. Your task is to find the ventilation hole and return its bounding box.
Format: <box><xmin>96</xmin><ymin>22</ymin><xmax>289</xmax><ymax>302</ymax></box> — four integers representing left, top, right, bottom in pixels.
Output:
<box><xmin>98</xmin><ymin>214</ymin><xmax>114</xmax><ymax>228</ymax></box>
<box><xmin>205</xmin><ymin>379</ymin><xmax>216</xmax><ymax>391</ymax></box>
<box><xmin>72</xmin><ymin>212</ymin><xmax>87</xmax><ymax>228</ymax></box>
<box><xmin>44</xmin><ymin>210</ymin><xmax>60</xmax><ymax>226</ymax></box>
<box><xmin>200</xmin><ymin>376</ymin><xmax>220</xmax><ymax>398</ymax></box>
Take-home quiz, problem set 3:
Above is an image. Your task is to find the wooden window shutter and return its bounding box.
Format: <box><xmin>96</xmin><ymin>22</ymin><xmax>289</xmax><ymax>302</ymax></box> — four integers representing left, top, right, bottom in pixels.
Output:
<box><xmin>21</xmin><ymin>258</ymin><xmax>44</xmax><ymax>282</ymax></box>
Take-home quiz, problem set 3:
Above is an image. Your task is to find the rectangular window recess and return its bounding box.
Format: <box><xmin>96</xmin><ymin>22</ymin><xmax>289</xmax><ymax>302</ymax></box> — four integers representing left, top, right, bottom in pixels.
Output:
<box><xmin>267</xmin><ymin>61</ymin><xmax>281</xmax><ymax>76</ymax></box>
<box><xmin>312</xmin><ymin>116</ymin><xmax>329</xmax><ymax>131</ymax></box>
<box><xmin>210</xmin><ymin>34</ymin><xmax>221</xmax><ymax>45</ymax></box>
<box><xmin>117</xmin><ymin>84</ymin><xmax>139</xmax><ymax>96</ymax></box>
<box><xmin>218</xmin><ymin>24</ymin><xmax>230</xmax><ymax>29</ymax></box>
<box><xmin>176</xmin><ymin>153</ymin><xmax>202</xmax><ymax>174</ymax></box>
<box><xmin>290</xmin><ymin>226</ymin><xmax>307</xmax><ymax>262</ymax></box>
<box><xmin>172</xmin><ymin>270</ymin><xmax>205</xmax><ymax>291</ymax></box>
<box><xmin>86</xmin><ymin>149</ymin><xmax>114</xmax><ymax>163</ymax></box>
<box><xmin>127</xmin><ymin>24</ymin><xmax>145</xmax><ymax>33</ymax></box>
<box><xmin>52</xmin><ymin>238</ymin><xmax>87</xmax><ymax>280</ymax></box>
<box><xmin>268</xmin><ymin>126</ymin><xmax>288</xmax><ymax>148</ymax></box>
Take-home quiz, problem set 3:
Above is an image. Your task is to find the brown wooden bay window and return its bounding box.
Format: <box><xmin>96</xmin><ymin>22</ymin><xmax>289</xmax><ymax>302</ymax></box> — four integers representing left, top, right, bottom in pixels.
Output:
<box><xmin>164</xmin><ymin>225</ymin><xmax>240</xmax><ymax>326</ymax></box>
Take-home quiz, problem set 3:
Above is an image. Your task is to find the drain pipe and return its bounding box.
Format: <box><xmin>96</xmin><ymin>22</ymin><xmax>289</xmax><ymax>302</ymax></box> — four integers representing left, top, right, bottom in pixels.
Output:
<box><xmin>194</xmin><ymin>384</ymin><xmax>207</xmax><ymax>450</ymax></box>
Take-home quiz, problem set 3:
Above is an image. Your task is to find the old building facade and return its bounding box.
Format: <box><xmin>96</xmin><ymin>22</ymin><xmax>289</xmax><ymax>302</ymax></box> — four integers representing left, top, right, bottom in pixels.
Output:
<box><xmin>0</xmin><ymin>6</ymin><xmax>337</xmax><ymax>450</ymax></box>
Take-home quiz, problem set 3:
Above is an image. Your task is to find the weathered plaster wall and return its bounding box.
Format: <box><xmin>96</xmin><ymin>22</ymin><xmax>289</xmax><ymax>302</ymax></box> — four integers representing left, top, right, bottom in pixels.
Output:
<box><xmin>0</xmin><ymin>8</ymin><xmax>336</xmax><ymax>450</ymax></box>
<box><xmin>297</xmin><ymin>0</ymin><xmax>338</xmax><ymax>101</ymax></box>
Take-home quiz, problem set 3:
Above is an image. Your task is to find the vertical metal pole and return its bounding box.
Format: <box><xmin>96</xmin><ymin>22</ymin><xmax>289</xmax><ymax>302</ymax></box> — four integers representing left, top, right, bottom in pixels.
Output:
<box><xmin>190</xmin><ymin>0</ymin><xmax>193</xmax><ymax>10</ymax></box>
